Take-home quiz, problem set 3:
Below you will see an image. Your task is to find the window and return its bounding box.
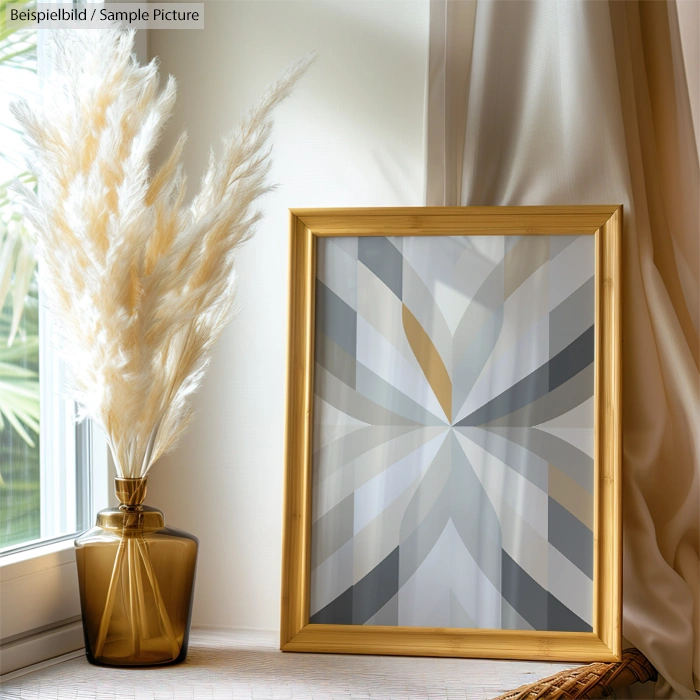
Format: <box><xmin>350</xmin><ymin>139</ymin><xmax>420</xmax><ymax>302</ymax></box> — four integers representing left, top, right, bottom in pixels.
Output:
<box><xmin>0</xmin><ymin>7</ymin><xmax>44</xmax><ymax>551</ymax></box>
<box><xmin>0</xmin><ymin>9</ymin><xmax>115</xmax><ymax>675</ymax></box>
<box><xmin>0</xmin><ymin>9</ymin><xmax>110</xmax><ymax>557</ymax></box>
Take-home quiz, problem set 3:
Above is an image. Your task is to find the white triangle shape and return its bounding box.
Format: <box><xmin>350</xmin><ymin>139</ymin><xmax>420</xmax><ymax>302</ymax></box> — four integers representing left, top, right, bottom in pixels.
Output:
<box><xmin>313</xmin><ymin>397</ymin><xmax>369</xmax><ymax>452</ymax></box>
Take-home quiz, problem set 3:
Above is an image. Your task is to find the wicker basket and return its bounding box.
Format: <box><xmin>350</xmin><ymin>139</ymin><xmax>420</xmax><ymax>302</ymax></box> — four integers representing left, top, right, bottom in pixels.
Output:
<box><xmin>494</xmin><ymin>648</ymin><xmax>657</xmax><ymax>700</ymax></box>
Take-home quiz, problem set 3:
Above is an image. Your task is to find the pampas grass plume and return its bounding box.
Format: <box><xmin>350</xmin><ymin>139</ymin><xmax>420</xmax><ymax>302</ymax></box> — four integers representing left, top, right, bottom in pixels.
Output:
<box><xmin>10</xmin><ymin>28</ymin><xmax>313</xmax><ymax>478</ymax></box>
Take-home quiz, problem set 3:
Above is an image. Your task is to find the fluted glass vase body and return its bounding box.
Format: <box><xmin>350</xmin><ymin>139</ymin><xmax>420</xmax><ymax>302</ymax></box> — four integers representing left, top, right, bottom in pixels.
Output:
<box><xmin>75</xmin><ymin>478</ymin><xmax>198</xmax><ymax>667</ymax></box>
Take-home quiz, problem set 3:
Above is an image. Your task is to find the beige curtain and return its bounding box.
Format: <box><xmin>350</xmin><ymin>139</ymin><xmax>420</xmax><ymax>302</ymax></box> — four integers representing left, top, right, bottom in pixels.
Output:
<box><xmin>425</xmin><ymin>1</ymin><xmax>699</xmax><ymax>697</ymax></box>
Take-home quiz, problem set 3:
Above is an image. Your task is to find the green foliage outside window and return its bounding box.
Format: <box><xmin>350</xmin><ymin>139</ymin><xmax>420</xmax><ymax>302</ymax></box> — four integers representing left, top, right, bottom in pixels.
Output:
<box><xmin>0</xmin><ymin>4</ymin><xmax>40</xmax><ymax>548</ymax></box>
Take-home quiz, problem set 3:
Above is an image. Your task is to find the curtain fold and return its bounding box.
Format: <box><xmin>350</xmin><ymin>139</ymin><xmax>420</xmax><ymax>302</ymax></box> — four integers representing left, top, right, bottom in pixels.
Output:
<box><xmin>425</xmin><ymin>2</ymin><xmax>699</xmax><ymax>697</ymax></box>
<box><xmin>425</xmin><ymin>0</ymin><xmax>476</xmax><ymax>205</ymax></box>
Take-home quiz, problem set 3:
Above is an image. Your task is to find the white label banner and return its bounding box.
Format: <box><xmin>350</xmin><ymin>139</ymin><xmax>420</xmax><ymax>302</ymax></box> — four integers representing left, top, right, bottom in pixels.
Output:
<box><xmin>7</xmin><ymin>3</ymin><xmax>204</xmax><ymax>29</ymax></box>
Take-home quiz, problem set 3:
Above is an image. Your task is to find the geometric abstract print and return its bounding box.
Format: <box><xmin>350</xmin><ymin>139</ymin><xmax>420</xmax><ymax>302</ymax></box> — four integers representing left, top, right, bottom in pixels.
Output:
<box><xmin>309</xmin><ymin>235</ymin><xmax>594</xmax><ymax>632</ymax></box>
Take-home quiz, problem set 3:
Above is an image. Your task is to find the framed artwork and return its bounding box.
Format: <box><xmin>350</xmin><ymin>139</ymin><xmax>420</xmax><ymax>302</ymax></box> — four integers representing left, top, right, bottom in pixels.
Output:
<box><xmin>281</xmin><ymin>207</ymin><xmax>621</xmax><ymax>662</ymax></box>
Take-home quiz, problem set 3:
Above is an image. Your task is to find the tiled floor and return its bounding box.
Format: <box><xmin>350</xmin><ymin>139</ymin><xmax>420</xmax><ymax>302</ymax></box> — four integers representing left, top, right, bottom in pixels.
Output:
<box><xmin>0</xmin><ymin>630</ymin><xmax>576</xmax><ymax>699</ymax></box>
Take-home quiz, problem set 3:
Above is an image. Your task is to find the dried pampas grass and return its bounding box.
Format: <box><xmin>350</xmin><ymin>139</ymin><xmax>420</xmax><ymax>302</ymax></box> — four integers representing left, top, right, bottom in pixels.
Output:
<box><xmin>10</xmin><ymin>28</ymin><xmax>312</xmax><ymax>478</ymax></box>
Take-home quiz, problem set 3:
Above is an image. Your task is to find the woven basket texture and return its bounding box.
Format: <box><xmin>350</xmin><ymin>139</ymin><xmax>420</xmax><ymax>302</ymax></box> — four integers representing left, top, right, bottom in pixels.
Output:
<box><xmin>494</xmin><ymin>648</ymin><xmax>657</xmax><ymax>700</ymax></box>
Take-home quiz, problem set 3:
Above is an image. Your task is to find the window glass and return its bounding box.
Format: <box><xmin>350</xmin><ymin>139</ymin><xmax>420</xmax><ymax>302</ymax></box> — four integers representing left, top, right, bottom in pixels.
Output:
<box><xmin>0</xmin><ymin>16</ymin><xmax>89</xmax><ymax>553</ymax></box>
<box><xmin>0</xmin><ymin>12</ymin><xmax>41</xmax><ymax>549</ymax></box>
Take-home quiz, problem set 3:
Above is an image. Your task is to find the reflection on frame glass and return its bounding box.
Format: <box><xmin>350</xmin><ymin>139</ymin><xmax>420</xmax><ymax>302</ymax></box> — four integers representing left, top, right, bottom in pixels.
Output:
<box><xmin>310</xmin><ymin>234</ymin><xmax>595</xmax><ymax>632</ymax></box>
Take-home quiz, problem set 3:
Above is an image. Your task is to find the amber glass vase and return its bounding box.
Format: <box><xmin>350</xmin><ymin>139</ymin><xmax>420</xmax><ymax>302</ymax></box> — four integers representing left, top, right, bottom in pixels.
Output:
<box><xmin>75</xmin><ymin>477</ymin><xmax>198</xmax><ymax>667</ymax></box>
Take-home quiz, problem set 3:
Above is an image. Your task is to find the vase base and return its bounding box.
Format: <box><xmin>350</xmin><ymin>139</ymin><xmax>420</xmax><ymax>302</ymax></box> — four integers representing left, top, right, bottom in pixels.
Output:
<box><xmin>85</xmin><ymin>646</ymin><xmax>189</xmax><ymax>668</ymax></box>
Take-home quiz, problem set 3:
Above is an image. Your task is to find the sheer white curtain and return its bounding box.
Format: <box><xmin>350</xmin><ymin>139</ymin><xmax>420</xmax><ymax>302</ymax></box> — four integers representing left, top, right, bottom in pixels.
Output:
<box><xmin>425</xmin><ymin>2</ymin><xmax>699</xmax><ymax>697</ymax></box>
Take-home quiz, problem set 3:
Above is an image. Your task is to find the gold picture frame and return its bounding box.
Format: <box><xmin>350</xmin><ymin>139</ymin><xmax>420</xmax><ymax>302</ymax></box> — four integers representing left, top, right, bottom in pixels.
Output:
<box><xmin>281</xmin><ymin>206</ymin><xmax>622</xmax><ymax>662</ymax></box>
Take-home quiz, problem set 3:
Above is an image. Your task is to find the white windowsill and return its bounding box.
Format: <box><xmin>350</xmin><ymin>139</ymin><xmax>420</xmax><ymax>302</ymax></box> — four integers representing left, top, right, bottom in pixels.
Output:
<box><xmin>0</xmin><ymin>538</ymin><xmax>77</xmax><ymax>581</ymax></box>
<box><xmin>0</xmin><ymin>621</ymin><xmax>84</xmax><ymax>677</ymax></box>
<box><xmin>0</xmin><ymin>539</ymin><xmax>83</xmax><ymax>675</ymax></box>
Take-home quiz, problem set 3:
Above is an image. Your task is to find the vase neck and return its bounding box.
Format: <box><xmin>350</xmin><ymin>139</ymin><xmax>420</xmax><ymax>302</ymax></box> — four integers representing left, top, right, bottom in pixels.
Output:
<box><xmin>102</xmin><ymin>477</ymin><xmax>163</xmax><ymax>531</ymax></box>
<box><xmin>115</xmin><ymin>477</ymin><xmax>148</xmax><ymax>510</ymax></box>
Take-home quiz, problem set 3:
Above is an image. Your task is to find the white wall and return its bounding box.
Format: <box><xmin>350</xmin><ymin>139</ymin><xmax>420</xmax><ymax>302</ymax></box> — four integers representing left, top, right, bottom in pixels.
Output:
<box><xmin>147</xmin><ymin>0</ymin><xmax>429</xmax><ymax>631</ymax></box>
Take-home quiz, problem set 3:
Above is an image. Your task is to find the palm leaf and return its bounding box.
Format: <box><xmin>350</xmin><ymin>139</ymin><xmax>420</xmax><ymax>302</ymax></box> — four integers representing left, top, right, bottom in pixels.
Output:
<box><xmin>0</xmin><ymin>324</ymin><xmax>39</xmax><ymax>450</ymax></box>
<box><xmin>0</xmin><ymin>393</ymin><xmax>37</xmax><ymax>446</ymax></box>
<box><xmin>0</xmin><ymin>334</ymin><xmax>38</xmax><ymax>361</ymax></box>
<box><xmin>0</xmin><ymin>1</ymin><xmax>36</xmax><ymax>62</ymax></box>
<box><xmin>0</xmin><ymin>7</ymin><xmax>39</xmax><ymax>476</ymax></box>
<box><xmin>8</xmin><ymin>241</ymin><xmax>36</xmax><ymax>344</ymax></box>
